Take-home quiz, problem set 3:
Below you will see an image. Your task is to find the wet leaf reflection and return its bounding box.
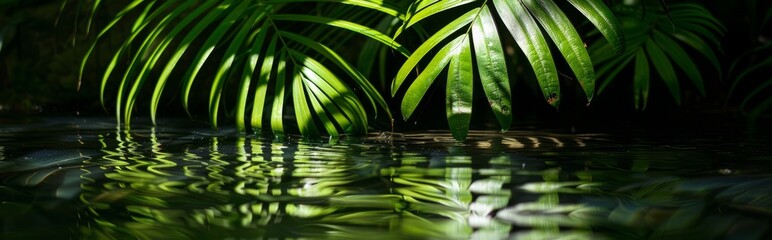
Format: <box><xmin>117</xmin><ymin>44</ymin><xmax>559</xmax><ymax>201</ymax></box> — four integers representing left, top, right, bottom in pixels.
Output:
<box><xmin>78</xmin><ymin>128</ymin><xmax>641</xmax><ymax>239</ymax></box>
<box><xmin>2</xmin><ymin>123</ymin><xmax>767</xmax><ymax>239</ymax></box>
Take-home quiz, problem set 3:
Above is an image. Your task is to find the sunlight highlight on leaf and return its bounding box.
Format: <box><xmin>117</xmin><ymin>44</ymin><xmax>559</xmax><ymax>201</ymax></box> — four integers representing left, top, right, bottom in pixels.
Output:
<box><xmin>401</xmin><ymin>35</ymin><xmax>466</xmax><ymax>120</ymax></box>
<box><xmin>522</xmin><ymin>0</ymin><xmax>595</xmax><ymax>102</ymax></box>
<box><xmin>472</xmin><ymin>5</ymin><xmax>511</xmax><ymax>131</ymax></box>
<box><xmin>392</xmin><ymin>8</ymin><xmax>478</xmax><ymax>97</ymax></box>
<box><xmin>446</xmin><ymin>37</ymin><xmax>473</xmax><ymax>141</ymax></box>
<box><xmin>493</xmin><ymin>0</ymin><xmax>559</xmax><ymax>107</ymax></box>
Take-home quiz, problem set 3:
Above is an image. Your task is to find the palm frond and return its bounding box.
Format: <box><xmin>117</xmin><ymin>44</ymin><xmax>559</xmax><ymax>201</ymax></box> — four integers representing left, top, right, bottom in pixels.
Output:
<box><xmin>728</xmin><ymin>42</ymin><xmax>772</xmax><ymax>119</ymax></box>
<box><xmin>589</xmin><ymin>3</ymin><xmax>724</xmax><ymax>109</ymax></box>
<box><xmin>82</xmin><ymin>0</ymin><xmax>408</xmax><ymax>138</ymax></box>
<box><xmin>393</xmin><ymin>0</ymin><xmax>624</xmax><ymax>140</ymax></box>
<box><xmin>726</xmin><ymin>5</ymin><xmax>772</xmax><ymax>120</ymax></box>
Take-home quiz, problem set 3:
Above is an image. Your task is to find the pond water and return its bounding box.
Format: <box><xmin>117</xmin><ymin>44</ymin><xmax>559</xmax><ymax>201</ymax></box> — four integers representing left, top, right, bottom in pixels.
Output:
<box><xmin>1</xmin><ymin>117</ymin><xmax>771</xmax><ymax>239</ymax></box>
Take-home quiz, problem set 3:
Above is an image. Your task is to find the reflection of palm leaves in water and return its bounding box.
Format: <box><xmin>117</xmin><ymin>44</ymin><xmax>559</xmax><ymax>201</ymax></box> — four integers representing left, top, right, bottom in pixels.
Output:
<box><xmin>82</xmin><ymin>130</ymin><xmax>351</xmax><ymax>238</ymax></box>
<box><xmin>593</xmin><ymin>177</ymin><xmax>772</xmax><ymax>239</ymax></box>
<box><xmin>79</xmin><ymin>129</ymin><xmax>616</xmax><ymax>238</ymax></box>
<box><xmin>80</xmin><ymin>129</ymin><xmax>426</xmax><ymax>238</ymax></box>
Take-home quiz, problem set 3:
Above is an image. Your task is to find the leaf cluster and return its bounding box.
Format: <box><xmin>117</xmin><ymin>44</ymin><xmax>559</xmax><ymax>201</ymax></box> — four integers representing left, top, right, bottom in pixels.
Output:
<box><xmin>83</xmin><ymin>0</ymin><xmax>628</xmax><ymax>141</ymax></box>
<box><xmin>83</xmin><ymin>0</ymin><xmax>408</xmax><ymax>139</ymax></box>
<box><xmin>392</xmin><ymin>0</ymin><xmax>624</xmax><ymax>139</ymax></box>
<box><xmin>588</xmin><ymin>3</ymin><xmax>724</xmax><ymax>109</ymax></box>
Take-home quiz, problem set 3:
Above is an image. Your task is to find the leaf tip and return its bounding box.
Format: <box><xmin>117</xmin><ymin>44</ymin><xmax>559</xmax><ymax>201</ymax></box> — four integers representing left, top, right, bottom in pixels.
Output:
<box><xmin>547</xmin><ymin>92</ymin><xmax>560</xmax><ymax>108</ymax></box>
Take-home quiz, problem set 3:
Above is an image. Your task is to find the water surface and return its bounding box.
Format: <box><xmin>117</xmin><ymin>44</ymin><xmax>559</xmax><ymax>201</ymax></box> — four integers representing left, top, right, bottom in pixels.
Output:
<box><xmin>1</xmin><ymin>117</ymin><xmax>771</xmax><ymax>239</ymax></box>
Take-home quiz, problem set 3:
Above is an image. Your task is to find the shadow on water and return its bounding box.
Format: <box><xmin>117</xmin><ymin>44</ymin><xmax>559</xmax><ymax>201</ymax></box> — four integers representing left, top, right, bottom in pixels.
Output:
<box><xmin>1</xmin><ymin>117</ymin><xmax>771</xmax><ymax>239</ymax></box>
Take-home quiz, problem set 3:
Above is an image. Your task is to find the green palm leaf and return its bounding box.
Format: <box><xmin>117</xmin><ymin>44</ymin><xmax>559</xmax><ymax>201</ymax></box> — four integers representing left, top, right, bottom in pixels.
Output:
<box><xmin>633</xmin><ymin>49</ymin><xmax>650</xmax><ymax>110</ymax></box>
<box><xmin>567</xmin><ymin>0</ymin><xmax>625</xmax><ymax>54</ymax></box>
<box><xmin>279</xmin><ymin>31</ymin><xmax>389</xmax><ymax>121</ymax></box>
<box><xmin>596</xmin><ymin>53</ymin><xmax>634</xmax><ymax>94</ymax></box>
<box><xmin>84</xmin><ymin>0</ymin><xmax>406</xmax><ymax>138</ymax></box>
<box><xmin>671</xmin><ymin>31</ymin><xmax>721</xmax><ymax>74</ymax></box>
<box><xmin>645</xmin><ymin>40</ymin><xmax>680</xmax><ymax>105</ymax></box>
<box><xmin>271</xmin><ymin>50</ymin><xmax>288</xmax><ymax>136</ymax></box>
<box><xmin>589</xmin><ymin>3</ymin><xmax>723</xmax><ymax>108</ymax></box>
<box><xmin>392</xmin><ymin>8</ymin><xmax>478</xmax><ymax>97</ymax></box>
<box><xmin>728</xmin><ymin>42</ymin><xmax>772</xmax><ymax>120</ymax></box>
<box><xmin>493</xmin><ymin>0</ymin><xmax>558</xmax><ymax>106</ymax></box>
<box><xmin>265</xmin><ymin>0</ymin><xmax>405</xmax><ymax>19</ymax></box>
<box><xmin>292</xmin><ymin>63</ymin><xmax>320</xmax><ymax>138</ymax></box>
<box><xmin>236</xmin><ymin>26</ymin><xmax>269</xmax><ymax>132</ymax></box>
<box><xmin>394</xmin><ymin>0</ymin><xmax>623</xmax><ymax>140</ymax></box>
<box><xmin>653</xmin><ymin>30</ymin><xmax>704</xmax><ymax>95</ymax></box>
<box><xmin>180</xmin><ymin>1</ymin><xmax>252</xmax><ymax>119</ymax></box>
<box><xmin>356</xmin><ymin>15</ymin><xmax>401</xmax><ymax>90</ymax></box>
<box><xmin>446</xmin><ymin>37</ymin><xmax>473</xmax><ymax>141</ymax></box>
<box><xmin>100</xmin><ymin>1</ymin><xmax>180</xmax><ymax>125</ymax></box>
<box><xmin>394</xmin><ymin>0</ymin><xmax>475</xmax><ymax>38</ymax></box>
<box><xmin>250</xmin><ymin>35</ymin><xmax>278</xmax><ymax>132</ymax></box>
<box><xmin>210</xmin><ymin>7</ymin><xmax>264</xmax><ymax>128</ymax></box>
<box><xmin>293</xmin><ymin>50</ymin><xmax>368</xmax><ymax>135</ymax></box>
<box><xmin>150</xmin><ymin>1</ymin><xmax>226</xmax><ymax>124</ymax></box>
<box><xmin>81</xmin><ymin>0</ymin><xmax>143</xmax><ymax>105</ymax></box>
<box><xmin>272</xmin><ymin>14</ymin><xmax>410</xmax><ymax>57</ymax></box>
<box><xmin>472</xmin><ymin>6</ymin><xmax>511</xmax><ymax>131</ymax></box>
<box><xmin>401</xmin><ymin>34</ymin><xmax>466</xmax><ymax>120</ymax></box>
<box><xmin>522</xmin><ymin>0</ymin><xmax>595</xmax><ymax>101</ymax></box>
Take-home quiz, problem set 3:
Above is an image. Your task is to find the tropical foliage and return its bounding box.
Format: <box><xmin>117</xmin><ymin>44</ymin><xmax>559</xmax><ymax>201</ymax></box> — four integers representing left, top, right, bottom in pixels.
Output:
<box><xmin>392</xmin><ymin>0</ymin><xmax>624</xmax><ymax>140</ymax></box>
<box><xmin>82</xmin><ymin>0</ymin><xmax>624</xmax><ymax>140</ymax></box>
<box><xmin>4</xmin><ymin>0</ymin><xmax>769</xmax><ymax>138</ymax></box>
<box><xmin>588</xmin><ymin>2</ymin><xmax>724</xmax><ymax>109</ymax></box>
<box><xmin>83</xmin><ymin>0</ymin><xmax>409</xmax><ymax>138</ymax></box>
<box><xmin>727</xmin><ymin>6</ymin><xmax>772</xmax><ymax>120</ymax></box>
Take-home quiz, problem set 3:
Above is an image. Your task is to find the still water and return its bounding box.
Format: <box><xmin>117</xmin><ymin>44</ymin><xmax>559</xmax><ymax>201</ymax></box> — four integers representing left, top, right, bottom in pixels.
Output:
<box><xmin>1</xmin><ymin>117</ymin><xmax>770</xmax><ymax>239</ymax></box>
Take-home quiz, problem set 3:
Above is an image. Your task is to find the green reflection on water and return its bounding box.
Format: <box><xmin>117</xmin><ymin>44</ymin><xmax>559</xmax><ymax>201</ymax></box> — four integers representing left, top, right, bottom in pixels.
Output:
<box><xmin>72</xmin><ymin>127</ymin><xmax>772</xmax><ymax>239</ymax></box>
<box><xmin>80</xmin><ymin>127</ymin><xmax>650</xmax><ymax>239</ymax></box>
<box><xmin>2</xmin><ymin>120</ymin><xmax>772</xmax><ymax>239</ymax></box>
<box><xmin>80</xmin><ymin>129</ymin><xmax>520</xmax><ymax>239</ymax></box>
